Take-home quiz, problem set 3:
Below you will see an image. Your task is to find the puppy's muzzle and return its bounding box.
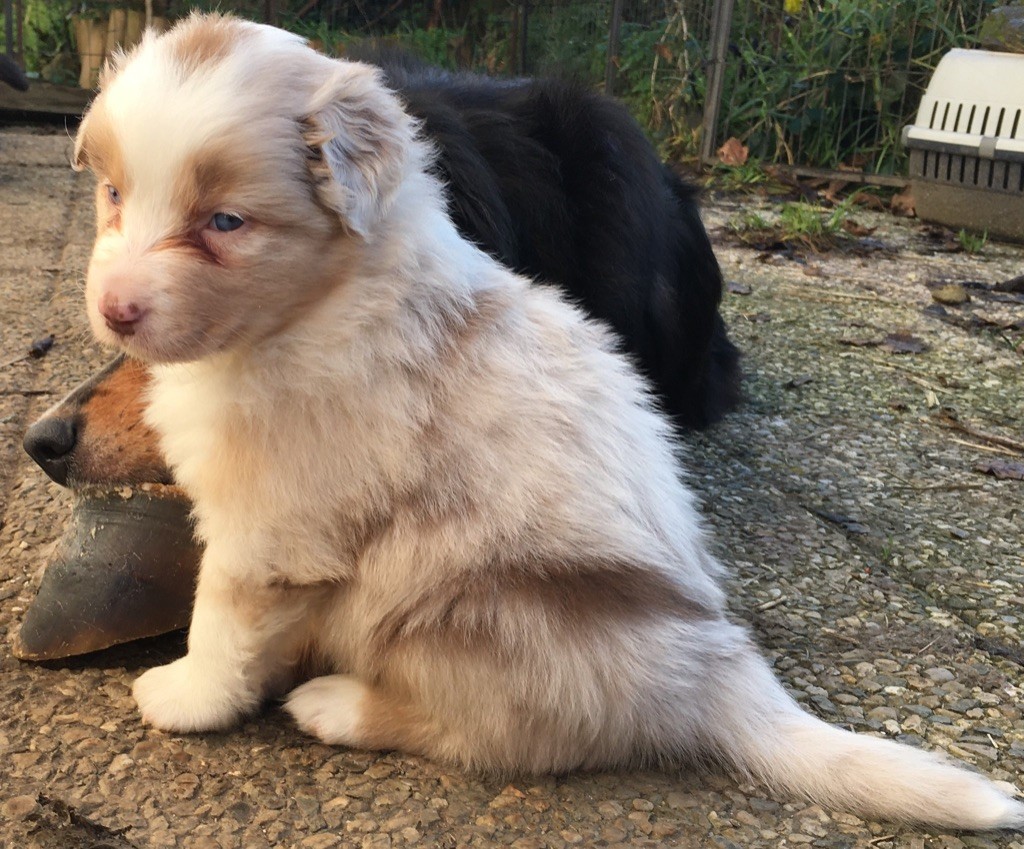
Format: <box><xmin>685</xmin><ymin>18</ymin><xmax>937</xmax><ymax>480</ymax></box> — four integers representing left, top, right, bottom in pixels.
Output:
<box><xmin>99</xmin><ymin>293</ymin><xmax>147</xmax><ymax>336</ymax></box>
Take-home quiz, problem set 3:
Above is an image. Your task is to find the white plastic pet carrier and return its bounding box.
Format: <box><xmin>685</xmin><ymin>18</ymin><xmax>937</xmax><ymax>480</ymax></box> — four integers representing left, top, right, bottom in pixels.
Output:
<box><xmin>902</xmin><ymin>48</ymin><xmax>1024</xmax><ymax>242</ymax></box>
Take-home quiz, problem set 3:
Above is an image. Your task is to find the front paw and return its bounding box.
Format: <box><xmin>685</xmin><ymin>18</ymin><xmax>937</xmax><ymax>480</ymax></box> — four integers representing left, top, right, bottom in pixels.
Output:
<box><xmin>133</xmin><ymin>657</ymin><xmax>254</xmax><ymax>732</ymax></box>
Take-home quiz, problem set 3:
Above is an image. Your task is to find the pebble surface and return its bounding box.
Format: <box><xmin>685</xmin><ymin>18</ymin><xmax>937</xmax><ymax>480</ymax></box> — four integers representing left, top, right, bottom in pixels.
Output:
<box><xmin>1</xmin><ymin>130</ymin><xmax>1022</xmax><ymax>848</ymax></box>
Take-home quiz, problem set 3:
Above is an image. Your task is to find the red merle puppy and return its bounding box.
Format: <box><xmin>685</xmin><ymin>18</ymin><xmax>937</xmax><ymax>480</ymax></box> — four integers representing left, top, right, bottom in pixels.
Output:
<box><xmin>25</xmin><ymin>54</ymin><xmax>738</xmax><ymax>486</ymax></box>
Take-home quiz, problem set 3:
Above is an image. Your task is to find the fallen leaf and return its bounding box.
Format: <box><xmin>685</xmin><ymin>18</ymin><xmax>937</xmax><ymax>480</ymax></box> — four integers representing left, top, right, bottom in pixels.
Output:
<box><xmin>822</xmin><ymin>180</ymin><xmax>850</xmax><ymax>204</ymax></box>
<box><xmin>931</xmin><ymin>283</ymin><xmax>970</xmax><ymax>306</ymax></box>
<box><xmin>851</xmin><ymin>193</ymin><xmax>888</xmax><ymax>211</ymax></box>
<box><xmin>763</xmin><ymin>165</ymin><xmax>818</xmax><ymax>201</ymax></box>
<box><xmin>891</xmin><ymin>187</ymin><xmax>916</xmax><ymax>217</ymax></box>
<box><xmin>882</xmin><ymin>331</ymin><xmax>929</xmax><ymax>354</ymax></box>
<box><xmin>726</xmin><ymin>280</ymin><xmax>752</xmax><ymax>295</ymax></box>
<box><xmin>838</xmin><ymin>337</ymin><xmax>881</xmax><ymax>347</ymax></box>
<box><xmin>717</xmin><ymin>137</ymin><xmax>749</xmax><ymax>167</ymax></box>
<box><xmin>810</xmin><ymin>508</ymin><xmax>869</xmax><ymax>534</ymax></box>
<box><xmin>841</xmin><ymin>219</ymin><xmax>876</xmax><ymax>237</ymax></box>
<box><xmin>920</xmin><ymin>226</ymin><xmax>963</xmax><ymax>253</ymax></box>
<box><xmin>784</xmin><ymin>374</ymin><xmax>814</xmax><ymax>389</ymax></box>
<box><xmin>853</xmin><ymin>237</ymin><xmax>889</xmax><ymax>253</ymax></box>
<box><xmin>973</xmin><ymin>460</ymin><xmax>1024</xmax><ymax>481</ymax></box>
<box><xmin>756</xmin><ymin>246</ymin><xmax>803</xmax><ymax>264</ymax></box>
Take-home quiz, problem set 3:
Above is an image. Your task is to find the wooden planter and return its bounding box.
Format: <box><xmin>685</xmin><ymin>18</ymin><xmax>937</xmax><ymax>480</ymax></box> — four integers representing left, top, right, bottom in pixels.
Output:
<box><xmin>72</xmin><ymin>9</ymin><xmax>165</xmax><ymax>89</ymax></box>
<box><xmin>72</xmin><ymin>15</ymin><xmax>106</xmax><ymax>89</ymax></box>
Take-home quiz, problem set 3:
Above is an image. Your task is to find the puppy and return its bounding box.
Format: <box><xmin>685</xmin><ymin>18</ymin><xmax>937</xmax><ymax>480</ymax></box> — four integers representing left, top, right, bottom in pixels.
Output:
<box><xmin>26</xmin><ymin>51</ymin><xmax>739</xmax><ymax>490</ymax></box>
<box><xmin>73</xmin><ymin>14</ymin><xmax>1024</xmax><ymax>831</ymax></box>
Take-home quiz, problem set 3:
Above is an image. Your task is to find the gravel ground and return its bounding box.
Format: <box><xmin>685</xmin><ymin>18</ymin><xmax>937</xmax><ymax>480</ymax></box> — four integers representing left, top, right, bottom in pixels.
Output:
<box><xmin>1</xmin><ymin>127</ymin><xmax>1022</xmax><ymax>849</ymax></box>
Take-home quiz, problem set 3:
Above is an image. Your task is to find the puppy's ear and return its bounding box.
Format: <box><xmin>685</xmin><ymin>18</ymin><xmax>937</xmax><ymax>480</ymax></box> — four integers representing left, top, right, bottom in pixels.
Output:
<box><xmin>71</xmin><ymin>47</ymin><xmax>132</xmax><ymax>172</ymax></box>
<box><xmin>72</xmin><ymin>110</ymin><xmax>92</xmax><ymax>172</ymax></box>
<box><xmin>302</xmin><ymin>63</ymin><xmax>412</xmax><ymax>237</ymax></box>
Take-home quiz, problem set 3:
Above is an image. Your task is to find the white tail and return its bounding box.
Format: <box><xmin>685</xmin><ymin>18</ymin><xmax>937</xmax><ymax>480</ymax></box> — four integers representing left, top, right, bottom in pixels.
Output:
<box><xmin>707</xmin><ymin>648</ymin><xmax>1024</xmax><ymax>831</ymax></box>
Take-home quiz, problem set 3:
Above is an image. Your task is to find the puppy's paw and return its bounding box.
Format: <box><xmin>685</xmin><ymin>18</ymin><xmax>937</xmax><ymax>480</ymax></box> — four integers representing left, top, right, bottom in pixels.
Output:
<box><xmin>133</xmin><ymin>658</ymin><xmax>252</xmax><ymax>732</ymax></box>
<box><xmin>285</xmin><ymin>674</ymin><xmax>367</xmax><ymax>745</ymax></box>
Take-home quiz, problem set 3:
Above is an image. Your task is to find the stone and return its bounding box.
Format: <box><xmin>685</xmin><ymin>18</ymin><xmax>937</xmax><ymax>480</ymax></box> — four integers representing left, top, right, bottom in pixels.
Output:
<box><xmin>979</xmin><ymin>5</ymin><xmax>1024</xmax><ymax>53</ymax></box>
<box><xmin>924</xmin><ymin>667</ymin><xmax>956</xmax><ymax>683</ymax></box>
<box><xmin>1</xmin><ymin>795</ymin><xmax>39</xmax><ymax>820</ymax></box>
<box><xmin>299</xmin><ymin>835</ymin><xmax>341</xmax><ymax>849</ymax></box>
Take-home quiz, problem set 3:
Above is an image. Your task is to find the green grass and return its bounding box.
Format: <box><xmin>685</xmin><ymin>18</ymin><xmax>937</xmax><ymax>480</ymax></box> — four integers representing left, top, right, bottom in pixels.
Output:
<box><xmin>956</xmin><ymin>228</ymin><xmax>988</xmax><ymax>254</ymax></box>
<box><xmin>726</xmin><ymin>194</ymin><xmax>865</xmax><ymax>250</ymax></box>
<box><xmin>715</xmin><ymin>0</ymin><xmax>994</xmax><ymax>174</ymax></box>
<box><xmin>727</xmin><ymin>210</ymin><xmax>772</xmax><ymax>235</ymax></box>
<box><xmin>710</xmin><ymin>160</ymin><xmax>770</xmax><ymax>192</ymax></box>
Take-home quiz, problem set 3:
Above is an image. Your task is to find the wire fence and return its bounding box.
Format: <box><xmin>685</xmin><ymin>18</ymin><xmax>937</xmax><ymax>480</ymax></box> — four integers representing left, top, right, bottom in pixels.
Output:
<box><xmin>4</xmin><ymin>0</ymin><xmax>1001</xmax><ymax>174</ymax></box>
<box><xmin>714</xmin><ymin>0</ymin><xmax>997</xmax><ymax>173</ymax></box>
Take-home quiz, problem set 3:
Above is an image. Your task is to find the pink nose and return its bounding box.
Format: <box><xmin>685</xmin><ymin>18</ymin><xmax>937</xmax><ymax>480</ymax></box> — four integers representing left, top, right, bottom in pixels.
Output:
<box><xmin>99</xmin><ymin>293</ymin><xmax>147</xmax><ymax>336</ymax></box>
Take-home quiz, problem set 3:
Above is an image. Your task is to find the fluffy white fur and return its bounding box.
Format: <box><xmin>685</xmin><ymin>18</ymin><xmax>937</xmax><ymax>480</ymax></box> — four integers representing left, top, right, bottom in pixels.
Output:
<box><xmin>74</xmin><ymin>13</ymin><xmax>1024</xmax><ymax>831</ymax></box>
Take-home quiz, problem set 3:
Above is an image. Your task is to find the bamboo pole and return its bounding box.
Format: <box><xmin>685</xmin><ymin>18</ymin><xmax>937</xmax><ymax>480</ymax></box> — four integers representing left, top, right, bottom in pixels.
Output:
<box><xmin>124</xmin><ymin>10</ymin><xmax>145</xmax><ymax>50</ymax></box>
<box><xmin>106</xmin><ymin>8</ymin><xmax>127</xmax><ymax>57</ymax></box>
<box><xmin>700</xmin><ymin>0</ymin><xmax>736</xmax><ymax>165</ymax></box>
<box><xmin>604</xmin><ymin>0</ymin><xmax>624</xmax><ymax>94</ymax></box>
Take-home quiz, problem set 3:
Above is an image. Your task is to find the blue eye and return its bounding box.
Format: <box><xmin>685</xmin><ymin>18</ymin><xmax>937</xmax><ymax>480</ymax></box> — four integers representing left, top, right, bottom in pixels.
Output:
<box><xmin>107</xmin><ymin>184</ymin><xmax>121</xmax><ymax>205</ymax></box>
<box><xmin>211</xmin><ymin>212</ymin><xmax>245</xmax><ymax>232</ymax></box>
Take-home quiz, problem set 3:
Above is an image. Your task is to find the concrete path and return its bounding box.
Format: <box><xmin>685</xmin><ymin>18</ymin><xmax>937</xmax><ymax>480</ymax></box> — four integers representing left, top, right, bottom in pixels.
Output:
<box><xmin>1</xmin><ymin>128</ymin><xmax>1022</xmax><ymax>848</ymax></box>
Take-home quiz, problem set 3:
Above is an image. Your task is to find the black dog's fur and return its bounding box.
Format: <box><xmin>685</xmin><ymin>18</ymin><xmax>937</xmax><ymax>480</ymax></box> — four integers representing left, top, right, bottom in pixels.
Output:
<box><xmin>358</xmin><ymin>51</ymin><xmax>740</xmax><ymax>429</ymax></box>
<box><xmin>0</xmin><ymin>55</ymin><xmax>29</xmax><ymax>91</ymax></box>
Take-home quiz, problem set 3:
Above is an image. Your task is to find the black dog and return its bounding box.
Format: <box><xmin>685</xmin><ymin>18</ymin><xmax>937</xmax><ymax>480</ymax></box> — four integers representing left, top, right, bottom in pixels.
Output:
<box><xmin>0</xmin><ymin>54</ymin><xmax>29</xmax><ymax>91</ymax></box>
<box><xmin>363</xmin><ymin>51</ymin><xmax>740</xmax><ymax>429</ymax></box>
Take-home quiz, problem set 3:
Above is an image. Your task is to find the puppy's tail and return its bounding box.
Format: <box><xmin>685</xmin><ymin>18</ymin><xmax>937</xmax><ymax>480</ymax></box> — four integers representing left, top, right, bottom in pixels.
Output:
<box><xmin>702</xmin><ymin>644</ymin><xmax>1024</xmax><ymax>831</ymax></box>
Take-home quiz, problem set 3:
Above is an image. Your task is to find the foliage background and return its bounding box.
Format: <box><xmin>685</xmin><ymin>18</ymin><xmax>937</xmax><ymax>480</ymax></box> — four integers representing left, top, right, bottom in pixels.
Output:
<box><xmin>2</xmin><ymin>0</ymin><xmax>1000</xmax><ymax>173</ymax></box>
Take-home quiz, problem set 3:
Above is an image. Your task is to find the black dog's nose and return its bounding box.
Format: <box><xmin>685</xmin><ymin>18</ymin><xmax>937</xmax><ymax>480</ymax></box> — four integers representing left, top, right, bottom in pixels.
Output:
<box><xmin>23</xmin><ymin>417</ymin><xmax>77</xmax><ymax>486</ymax></box>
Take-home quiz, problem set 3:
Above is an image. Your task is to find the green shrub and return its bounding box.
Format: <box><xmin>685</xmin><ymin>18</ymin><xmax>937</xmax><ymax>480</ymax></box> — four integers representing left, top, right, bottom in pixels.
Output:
<box><xmin>712</xmin><ymin>0</ymin><xmax>996</xmax><ymax>172</ymax></box>
<box><xmin>12</xmin><ymin>0</ymin><xmax>989</xmax><ymax>174</ymax></box>
<box><xmin>13</xmin><ymin>0</ymin><xmax>75</xmax><ymax>82</ymax></box>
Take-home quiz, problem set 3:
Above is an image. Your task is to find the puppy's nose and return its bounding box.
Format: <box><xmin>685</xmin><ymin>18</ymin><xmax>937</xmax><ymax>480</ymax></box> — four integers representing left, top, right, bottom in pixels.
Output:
<box><xmin>23</xmin><ymin>417</ymin><xmax>77</xmax><ymax>486</ymax></box>
<box><xmin>99</xmin><ymin>293</ymin><xmax>146</xmax><ymax>336</ymax></box>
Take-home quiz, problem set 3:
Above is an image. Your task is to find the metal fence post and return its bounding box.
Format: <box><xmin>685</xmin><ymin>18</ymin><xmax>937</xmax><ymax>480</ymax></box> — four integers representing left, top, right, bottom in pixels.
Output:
<box><xmin>700</xmin><ymin>0</ymin><xmax>736</xmax><ymax>165</ymax></box>
<box><xmin>4</xmin><ymin>0</ymin><xmax>14</xmax><ymax>59</ymax></box>
<box><xmin>604</xmin><ymin>0</ymin><xmax>624</xmax><ymax>94</ymax></box>
<box><xmin>519</xmin><ymin>1</ymin><xmax>530</xmax><ymax>75</ymax></box>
